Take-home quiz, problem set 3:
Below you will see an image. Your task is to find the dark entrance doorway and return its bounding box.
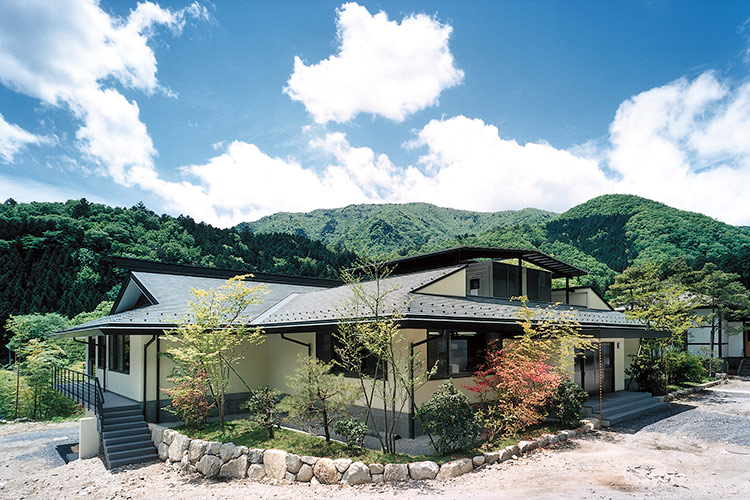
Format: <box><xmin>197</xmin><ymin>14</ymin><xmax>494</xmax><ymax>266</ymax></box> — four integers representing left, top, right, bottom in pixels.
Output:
<box><xmin>575</xmin><ymin>342</ymin><xmax>615</xmax><ymax>395</ymax></box>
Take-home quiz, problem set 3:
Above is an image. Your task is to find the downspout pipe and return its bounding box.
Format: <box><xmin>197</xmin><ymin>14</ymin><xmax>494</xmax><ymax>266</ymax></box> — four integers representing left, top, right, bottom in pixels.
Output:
<box><xmin>280</xmin><ymin>333</ymin><xmax>311</xmax><ymax>356</ymax></box>
<box><xmin>143</xmin><ymin>335</ymin><xmax>156</xmax><ymax>418</ymax></box>
<box><xmin>156</xmin><ymin>336</ymin><xmax>161</xmax><ymax>423</ymax></box>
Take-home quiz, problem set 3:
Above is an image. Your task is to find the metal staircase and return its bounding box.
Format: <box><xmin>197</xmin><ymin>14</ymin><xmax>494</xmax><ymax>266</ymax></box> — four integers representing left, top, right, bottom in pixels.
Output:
<box><xmin>52</xmin><ymin>367</ymin><xmax>158</xmax><ymax>469</ymax></box>
<box><xmin>583</xmin><ymin>391</ymin><xmax>668</xmax><ymax>427</ymax></box>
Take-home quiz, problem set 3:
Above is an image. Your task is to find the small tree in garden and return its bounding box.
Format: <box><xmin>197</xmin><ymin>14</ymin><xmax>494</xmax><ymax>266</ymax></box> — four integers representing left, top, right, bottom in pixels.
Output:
<box><xmin>242</xmin><ymin>386</ymin><xmax>282</xmax><ymax>438</ymax></box>
<box><xmin>467</xmin><ymin>297</ymin><xmax>591</xmax><ymax>442</ymax></box>
<box><xmin>415</xmin><ymin>380</ymin><xmax>481</xmax><ymax>454</ymax></box>
<box><xmin>335</xmin><ymin>257</ymin><xmax>436</xmax><ymax>454</ymax></box>
<box><xmin>468</xmin><ymin>341</ymin><xmax>562</xmax><ymax>441</ymax></box>
<box><xmin>280</xmin><ymin>355</ymin><xmax>359</xmax><ymax>441</ymax></box>
<box><xmin>162</xmin><ymin>369</ymin><xmax>214</xmax><ymax>429</ymax></box>
<box><xmin>164</xmin><ymin>275</ymin><xmax>267</xmax><ymax>430</ymax></box>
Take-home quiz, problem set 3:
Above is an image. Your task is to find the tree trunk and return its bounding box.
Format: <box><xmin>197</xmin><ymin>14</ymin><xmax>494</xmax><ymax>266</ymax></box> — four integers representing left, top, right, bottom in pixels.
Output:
<box><xmin>322</xmin><ymin>408</ymin><xmax>330</xmax><ymax>441</ymax></box>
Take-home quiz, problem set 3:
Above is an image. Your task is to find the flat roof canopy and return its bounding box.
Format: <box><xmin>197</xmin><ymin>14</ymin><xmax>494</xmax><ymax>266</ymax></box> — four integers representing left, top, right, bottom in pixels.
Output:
<box><xmin>378</xmin><ymin>246</ymin><xmax>588</xmax><ymax>279</ymax></box>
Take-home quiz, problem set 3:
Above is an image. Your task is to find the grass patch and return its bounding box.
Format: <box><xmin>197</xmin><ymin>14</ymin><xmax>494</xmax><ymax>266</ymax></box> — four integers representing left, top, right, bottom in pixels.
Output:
<box><xmin>176</xmin><ymin>420</ymin><xmax>568</xmax><ymax>464</ymax></box>
<box><xmin>667</xmin><ymin>378</ymin><xmax>715</xmax><ymax>392</ymax></box>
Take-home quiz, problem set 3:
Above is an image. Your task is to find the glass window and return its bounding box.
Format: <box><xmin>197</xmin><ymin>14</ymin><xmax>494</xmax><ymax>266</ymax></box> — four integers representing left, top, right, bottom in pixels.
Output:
<box><xmin>316</xmin><ymin>332</ymin><xmax>383</xmax><ymax>379</ymax></box>
<box><xmin>428</xmin><ymin>331</ymin><xmax>498</xmax><ymax>377</ymax></box>
<box><xmin>108</xmin><ymin>335</ymin><xmax>130</xmax><ymax>374</ymax></box>
<box><xmin>96</xmin><ymin>336</ymin><xmax>106</xmax><ymax>369</ymax></box>
<box><xmin>469</xmin><ymin>279</ymin><xmax>480</xmax><ymax>296</ymax></box>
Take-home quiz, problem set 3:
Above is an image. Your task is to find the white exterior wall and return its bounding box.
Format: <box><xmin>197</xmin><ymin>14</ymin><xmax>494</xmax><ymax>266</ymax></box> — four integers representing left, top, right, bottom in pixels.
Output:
<box><xmin>687</xmin><ymin>308</ymin><xmax>744</xmax><ymax>358</ymax></box>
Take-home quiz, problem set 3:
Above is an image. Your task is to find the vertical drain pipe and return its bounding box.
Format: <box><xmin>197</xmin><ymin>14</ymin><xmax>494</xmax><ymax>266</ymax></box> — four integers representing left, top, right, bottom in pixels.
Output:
<box><xmin>155</xmin><ymin>335</ymin><xmax>161</xmax><ymax>424</ymax></box>
<box><xmin>143</xmin><ymin>335</ymin><xmax>156</xmax><ymax>418</ymax></box>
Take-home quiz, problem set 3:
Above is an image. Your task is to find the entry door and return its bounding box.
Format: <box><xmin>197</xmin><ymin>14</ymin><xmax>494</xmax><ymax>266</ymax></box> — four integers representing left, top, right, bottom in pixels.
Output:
<box><xmin>575</xmin><ymin>343</ymin><xmax>615</xmax><ymax>395</ymax></box>
<box><xmin>745</xmin><ymin>325</ymin><xmax>750</xmax><ymax>357</ymax></box>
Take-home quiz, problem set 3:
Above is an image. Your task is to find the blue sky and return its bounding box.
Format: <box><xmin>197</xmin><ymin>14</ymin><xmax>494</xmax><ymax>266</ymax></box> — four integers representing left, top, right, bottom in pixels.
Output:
<box><xmin>2</xmin><ymin>1</ymin><xmax>750</xmax><ymax>226</ymax></box>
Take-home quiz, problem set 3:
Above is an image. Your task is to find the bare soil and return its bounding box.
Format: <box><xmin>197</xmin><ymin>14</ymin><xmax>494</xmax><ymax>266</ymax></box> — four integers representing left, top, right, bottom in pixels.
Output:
<box><xmin>2</xmin><ymin>379</ymin><xmax>750</xmax><ymax>500</ymax></box>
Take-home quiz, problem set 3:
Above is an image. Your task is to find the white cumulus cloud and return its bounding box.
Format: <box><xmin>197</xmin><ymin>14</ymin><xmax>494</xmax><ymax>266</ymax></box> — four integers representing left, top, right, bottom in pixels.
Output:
<box><xmin>0</xmin><ymin>113</ymin><xmax>48</xmax><ymax>162</ymax></box>
<box><xmin>285</xmin><ymin>2</ymin><xmax>463</xmax><ymax>123</ymax></box>
<box><xmin>607</xmin><ymin>72</ymin><xmax>750</xmax><ymax>225</ymax></box>
<box><xmin>0</xmin><ymin>0</ymin><xmax>206</xmax><ymax>196</ymax></box>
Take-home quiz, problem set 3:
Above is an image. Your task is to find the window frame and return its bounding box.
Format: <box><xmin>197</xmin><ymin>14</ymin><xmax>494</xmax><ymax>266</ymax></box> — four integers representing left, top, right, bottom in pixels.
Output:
<box><xmin>108</xmin><ymin>335</ymin><xmax>130</xmax><ymax>374</ymax></box>
<box><xmin>427</xmin><ymin>330</ymin><xmax>500</xmax><ymax>379</ymax></box>
<box><xmin>96</xmin><ymin>335</ymin><xmax>106</xmax><ymax>369</ymax></box>
<box><xmin>315</xmin><ymin>332</ymin><xmax>384</xmax><ymax>379</ymax></box>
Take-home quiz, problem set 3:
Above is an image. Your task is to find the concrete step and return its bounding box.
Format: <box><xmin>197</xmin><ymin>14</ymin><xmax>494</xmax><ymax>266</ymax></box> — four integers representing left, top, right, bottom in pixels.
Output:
<box><xmin>107</xmin><ymin>444</ymin><xmax>158</xmax><ymax>462</ymax></box>
<box><xmin>105</xmin><ymin>439</ymin><xmax>155</xmax><ymax>454</ymax></box>
<box><xmin>104</xmin><ymin>432</ymin><xmax>152</xmax><ymax>447</ymax></box>
<box><xmin>590</xmin><ymin>399</ymin><xmax>669</xmax><ymax>426</ymax></box>
<box><xmin>103</xmin><ymin>408</ymin><xmax>142</xmax><ymax>419</ymax></box>
<box><xmin>102</xmin><ymin>414</ymin><xmax>146</xmax><ymax>427</ymax></box>
<box><xmin>102</xmin><ymin>421</ymin><xmax>146</xmax><ymax>432</ymax></box>
<box><xmin>102</xmin><ymin>427</ymin><xmax>151</xmax><ymax>441</ymax></box>
<box><xmin>102</xmin><ymin>404</ymin><xmax>141</xmax><ymax>415</ymax></box>
<box><xmin>585</xmin><ymin>396</ymin><xmax>661</xmax><ymax>415</ymax></box>
<box><xmin>108</xmin><ymin>452</ymin><xmax>159</xmax><ymax>470</ymax></box>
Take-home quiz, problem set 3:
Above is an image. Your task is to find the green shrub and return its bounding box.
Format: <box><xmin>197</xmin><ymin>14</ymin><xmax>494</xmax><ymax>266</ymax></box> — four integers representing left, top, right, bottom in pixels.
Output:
<box><xmin>547</xmin><ymin>376</ymin><xmax>589</xmax><ymax>426</ymax></box>
<box><xmin>242</xmin><ymin>386</ymin><xmax>282</xmax><ymax>438</ymax></box>
<box><xmin>415</xmin><ymin>381</ymin><xmax>481</xmax><ymax>454</ymax></box>
<box><xmin>626</xmin><ymin>348</ymin><xmax>665</xmax><ymax>395</ymax></box>
<box><xmin>333</xmin><ymin>417</ymin><xmax>367</xmax><ymax>448</ymax></box>
<box><xmin>666</xmin><ymin>351</ymin><xmax>706</xmax><ymax>385</ymax></box>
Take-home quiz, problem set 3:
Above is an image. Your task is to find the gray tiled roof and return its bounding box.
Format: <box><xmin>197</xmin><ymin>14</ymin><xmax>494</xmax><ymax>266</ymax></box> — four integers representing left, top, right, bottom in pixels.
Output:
<box><xmin>255</xmin><ymin>266</ymin><xmax>464</xmax><ymax>325</ymax></box>
<box><xmin>404</xmin><ymin>294</ymin><xmax>644</xmax><ymax>327</ymax></box>
<box><xmin>57</xmin><ymin>271</ymin><xmax>328</xmax><ymax>335</ymax></box>
<box><xmin>58</xmin><ymin>264</ymin><xmax>649</xmax><ymax>336</ymax></box>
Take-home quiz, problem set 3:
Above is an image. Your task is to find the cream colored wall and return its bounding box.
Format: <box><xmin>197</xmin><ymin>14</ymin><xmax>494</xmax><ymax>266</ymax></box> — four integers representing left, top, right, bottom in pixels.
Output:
<box><xmin>550</xmin><ymin>288</ymin><xmax>610</xmax><ymax>310</ymax></box>
<box><xmin>587</xmin><ymin>293</ymin><xmax>611</xmax><ymax>311</ymax></box>
<box><xmin>265</xmin><ymin>332</ymin><xmax>315</xmax><ymax>394</ymax></box>
<box><xmin>613</xmin><ymin>338</ymin><xmax>625</xmax><ymax>391</ymax></box>
<box><xmin>103</xmin><ymin>334</ymin><xmax>144</xmax><ymax>402</ymax></box>
<box><xmin>148</xmin><ymin>335</ymin><xmax>271</xmax><ymax>401</ymax></box>
<box><xmin>417</xmin><ymin>269</ymin><xmax>466</xmax><ymax>297</ymax></box>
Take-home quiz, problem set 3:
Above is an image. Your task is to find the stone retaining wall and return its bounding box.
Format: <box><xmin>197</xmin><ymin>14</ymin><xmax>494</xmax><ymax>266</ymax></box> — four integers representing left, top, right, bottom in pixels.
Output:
<box><xmin>148</xmin><ymin>419</ymin><xmax>599</xmax><ymax>485</ymax></box>
<box><xmin>661</xmin><ymin>377</ymin><xmax>728</xmax><ymax>402</ymax></box>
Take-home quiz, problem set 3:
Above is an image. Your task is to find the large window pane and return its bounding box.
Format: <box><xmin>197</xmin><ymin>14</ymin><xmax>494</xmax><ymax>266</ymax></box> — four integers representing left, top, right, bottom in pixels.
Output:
<box><xmin>427</xmin><ymin>331</ymin><xmax>449</xmax><ymax>376</ymax></box>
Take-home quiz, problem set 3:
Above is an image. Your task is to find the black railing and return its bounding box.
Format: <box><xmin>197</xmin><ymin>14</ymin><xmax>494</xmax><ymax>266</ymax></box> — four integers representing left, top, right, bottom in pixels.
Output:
<box><xmin>51</xmin><ymin>366</ymin><xmax>104</xmax><ymax>417</ymax></box>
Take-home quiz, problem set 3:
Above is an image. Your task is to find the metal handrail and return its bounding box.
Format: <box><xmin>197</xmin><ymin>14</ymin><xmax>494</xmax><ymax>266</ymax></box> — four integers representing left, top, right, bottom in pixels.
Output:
<box><xmin>51</xmin><ymin>366</ymin><xmax>104</xmax><ymax>417</ymax></box>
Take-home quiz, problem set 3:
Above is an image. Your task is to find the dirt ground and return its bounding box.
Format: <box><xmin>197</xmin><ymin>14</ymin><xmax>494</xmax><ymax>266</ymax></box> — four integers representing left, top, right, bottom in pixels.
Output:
<box><xmin>2</xmin><ymin>379</ymin><xmax>750</xmax><ymax>500</ymax></box>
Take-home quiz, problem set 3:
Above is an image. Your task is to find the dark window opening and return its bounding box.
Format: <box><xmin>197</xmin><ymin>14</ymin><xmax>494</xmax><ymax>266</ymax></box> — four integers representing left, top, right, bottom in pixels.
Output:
<box><xmin>427</xmin><ymin>331</ymin><xmax>500</xmax><ymax>377</ymax></box>
<box><xmin>108</xmin><ymin>335</ymin><xmax>130</xmax><ymax>374</ymax></box>
<box><xmin>492</xmin><ymin>262</ymin><xmax>520</xmax><ymax>299</ymax></box>
<box><xmin>525</xmin><ymin>268</ymin><xmax>552</xmax><ymax>302</ymax></box>
<box><xmin>316</xmin><ymin>332</ymin><xmax>383</xmax><ymax>379</ymax></box>
<box><xmin>96</xmin><ymin>336</ymin><xmax>106</xmax><ymax>369</ymax></box>
<box><xmin>469</xmin><ymin>278</ymin><xmax>480</xmax><ymax>296</ymax></box>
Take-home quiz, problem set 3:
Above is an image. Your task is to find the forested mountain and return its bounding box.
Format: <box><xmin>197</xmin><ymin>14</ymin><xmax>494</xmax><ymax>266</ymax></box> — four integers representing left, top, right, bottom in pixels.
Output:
<box><xmin>241</xmin><ymin>195</ymin><xmax>750</xmax><ymax>296</ymax></box>
<box><xmin>0</xmin><ymin>199</ymin><xmax>356</xmax><ymax>358</ymax></box>
<box><xmin>241</xmin><ymin>203</ymin><xmax>555</xmax><ymax>255</ymax></box>
<box><xmin>4</xmin><ymin>193</ymin><xmax>749</xmax><ymax>360</ymax></box>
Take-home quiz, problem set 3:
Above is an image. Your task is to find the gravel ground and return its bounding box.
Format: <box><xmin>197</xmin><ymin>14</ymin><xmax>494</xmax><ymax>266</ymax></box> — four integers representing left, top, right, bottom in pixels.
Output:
<box><xmin>2</xmin><ymin>379</ymin><xmax>750</xmax><ymax>500</ymax></box>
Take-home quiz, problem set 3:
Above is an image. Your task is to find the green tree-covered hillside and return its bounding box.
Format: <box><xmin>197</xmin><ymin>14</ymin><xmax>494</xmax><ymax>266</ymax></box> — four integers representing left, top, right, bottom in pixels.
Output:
<box><xmin>241</xmin><ymin>202</ymin><xmax>555</xmax><ymax>255</ymax></box>
<box><xmin>241</xmin><ymin>195</ymin><xmax>750</xmax><ymax>296</ymax></box>
<box><xmin>0</xmin><ymin>198</ymin><xmax>356</xmax><ymax>359</ymax></box>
